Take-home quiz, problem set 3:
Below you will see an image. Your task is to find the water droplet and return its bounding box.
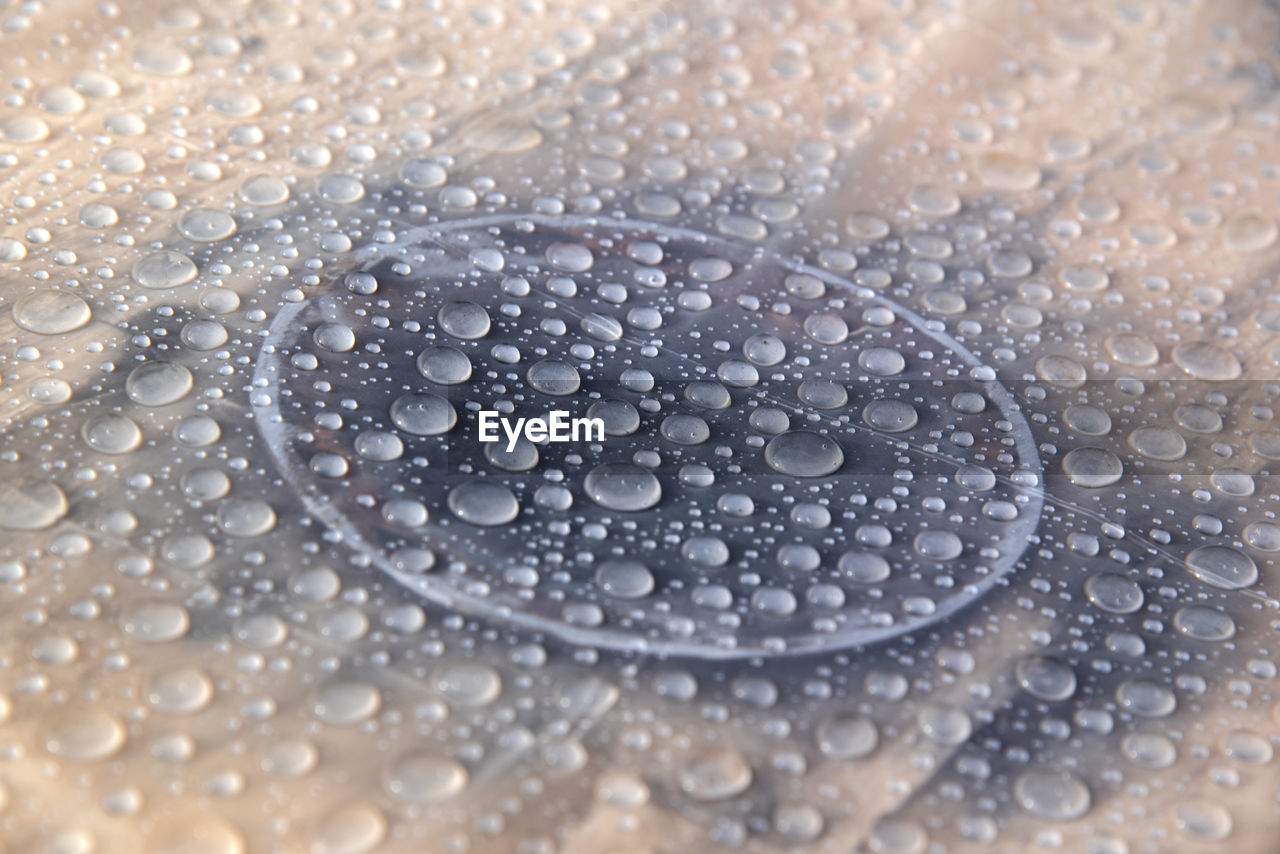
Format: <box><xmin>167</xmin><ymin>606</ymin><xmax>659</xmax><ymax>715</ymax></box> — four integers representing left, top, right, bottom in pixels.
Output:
<box><xmin>764</xmin><ymin>432</ymin><xmax>844</xmax><ymax>477</ymax></box>
<box><xmin>678</xmin><ymin>748</ymin><xmax>752</xmax><ymax>801</ymax></box>
<box><xmin>1013</xmin><ymin>769</ymin><xmax>1091</xmax><ymax>820</ymax></box>
<box><xmin>131</xmin><ymin>250</ymin><xmax>198</xmax><ymax>289</ymax></box>
<box><xmin>1184</xmin><ymin>546</ymin><xmax>1258</xmax><ymax>590</ymax></box>
<box><xmin>583</xmin><ymin>463</ymin><xmax>662</xmax><ymax>511</ymax></box>
<box><xmin>44</xmin><ymin>711</ymin><xmax>127</xmax><ymax>761</ymax></box>
<box><xmin>384</xmin><ymin>754</ymin><xmax>468</xmax><ymax>803</ymax></box>
<box><xmin>1084</xmin><ymin>573</ymin><xmax>1144</xmax><ymax>614</ymax></box>
<box><xmin>815</xmin><ymin>715</ymin><xmax>878</xmax><ymax>759</ymax></box>
<box><xmin>447</xmin><ymin>482</ymin><xmax>520</xmax><ymax>526</ymax></box>
<box><xmin>12</xmin><ymin>291</ymin><xmax>92</xmax><ymax>334</ymax></box>
<box><xmin>1062</xmin><ymin>448</ymin><xmax>1123</xmax><ymax>488</ymax></box>
<box><xmin>121</xmin><ymin>601</ymin><xmax>190</xmax><ymax>642</ymax></box>
<box><xmin>126</xmin><ymin>362</ymin><xmax>193</xmax><ymax>406</ymax></box>
<box><xmin>0</xmin><ymin>478</ymin><xmax>68</xmax><ymax>530</ymax></box>
<box><xmin>1016</xmin><ymin>655</ymin><xmax>1077</xmax><ymax>701</ymax></box>
<box><xmin>437</xmin><ymin>301</ymin><xmax>491</xmax><ymax>340</ymax></box>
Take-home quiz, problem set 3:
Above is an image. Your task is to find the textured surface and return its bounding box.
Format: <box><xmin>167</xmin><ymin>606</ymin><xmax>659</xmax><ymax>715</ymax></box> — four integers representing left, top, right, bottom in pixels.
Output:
<box><xmin>1</xmin><ymin>0</ymin><xmax>1279</xmax><ymax>851</ymax></box>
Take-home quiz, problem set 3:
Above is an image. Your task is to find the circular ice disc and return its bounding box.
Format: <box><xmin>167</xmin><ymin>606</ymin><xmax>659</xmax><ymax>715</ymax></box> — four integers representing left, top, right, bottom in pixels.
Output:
<box><xmin>255</xmin><ymin>214</ymin><xmax>1043</xmax><ymax>658</ymax></box>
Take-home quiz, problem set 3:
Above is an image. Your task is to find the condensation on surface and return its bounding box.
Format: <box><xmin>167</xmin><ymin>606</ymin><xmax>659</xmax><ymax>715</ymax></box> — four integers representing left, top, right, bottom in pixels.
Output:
<box><xmin>1</xmin><ymin>0</ymin><xmax>1279</xmax><ymax>852</ymax></box>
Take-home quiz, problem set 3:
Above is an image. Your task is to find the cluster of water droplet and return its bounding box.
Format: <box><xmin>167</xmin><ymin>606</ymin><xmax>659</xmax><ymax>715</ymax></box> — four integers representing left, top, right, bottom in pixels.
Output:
<box><xmin>255</xmin><ymin>216</ymin><xmax>1043</xmax><ymax>656</ymax></box>
<box><xmin>0</xmin><ymin>0</ymin><xmax>1279</xmax><ymax>851</ymax></box>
